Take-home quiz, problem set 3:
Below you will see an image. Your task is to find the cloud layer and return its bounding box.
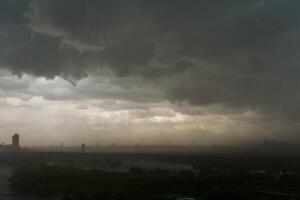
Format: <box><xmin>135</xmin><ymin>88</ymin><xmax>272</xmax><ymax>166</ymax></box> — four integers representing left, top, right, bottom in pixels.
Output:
<box><xmin>0</xmin><ymin>0</ymin><xmax>300</xmax><ymax>144</ymax></box>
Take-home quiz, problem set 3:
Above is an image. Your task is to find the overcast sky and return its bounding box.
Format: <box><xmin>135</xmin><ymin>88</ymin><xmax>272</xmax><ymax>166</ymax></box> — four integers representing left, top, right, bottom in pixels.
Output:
<box><xmin>0</xmin><ymin>0</ymin><xmax>299</xmax><ymax>146</ymax></box>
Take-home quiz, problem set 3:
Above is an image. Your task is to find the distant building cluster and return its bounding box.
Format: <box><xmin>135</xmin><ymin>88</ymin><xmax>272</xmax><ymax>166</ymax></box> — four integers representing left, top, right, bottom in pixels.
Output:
<box><xmin>0</xmin><ymin>134</ymin><xmax>20</xmax><ymax>151</ymax></box>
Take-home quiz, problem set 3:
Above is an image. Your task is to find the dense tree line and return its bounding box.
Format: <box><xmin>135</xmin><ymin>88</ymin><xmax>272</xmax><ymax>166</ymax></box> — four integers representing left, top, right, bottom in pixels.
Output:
<box><xmin>10</xmin><ymin>164</ymin><xmax>300</xmax><ymax>200</ymax></box>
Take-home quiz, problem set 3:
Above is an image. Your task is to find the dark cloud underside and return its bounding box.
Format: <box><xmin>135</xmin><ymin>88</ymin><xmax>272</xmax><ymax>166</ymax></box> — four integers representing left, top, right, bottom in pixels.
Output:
<box><xmin>0</xmin><ymin>0</ymin><xmax>300</xmax><ymax>121</ymax></box>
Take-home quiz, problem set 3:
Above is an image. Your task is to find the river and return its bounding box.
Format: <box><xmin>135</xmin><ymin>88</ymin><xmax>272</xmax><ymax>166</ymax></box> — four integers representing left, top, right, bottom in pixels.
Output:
<box><xmin>0</xmin><ymin>166</ymin><xmax>15</xmax><ymax>199</ymax></box>
<box><xmin>0</xmin><ymin>166</ymin><xmax>47</xmax><ymax>200</ymax></box>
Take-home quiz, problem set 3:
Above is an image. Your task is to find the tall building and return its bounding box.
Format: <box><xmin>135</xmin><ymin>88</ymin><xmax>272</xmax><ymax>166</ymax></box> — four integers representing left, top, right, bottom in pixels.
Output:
<box><xmin>81</xmin><ymin>143</ymin><xmax>86</xmax><ymax>153</ymax></box>
<box><xmin>12</xmin><ymin>134</ymin><xmax>20</xmax><ymax>150</ymax></box>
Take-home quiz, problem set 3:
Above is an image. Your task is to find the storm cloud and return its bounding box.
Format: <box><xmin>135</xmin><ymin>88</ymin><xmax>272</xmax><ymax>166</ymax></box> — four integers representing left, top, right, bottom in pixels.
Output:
<box><xmin>0</xmin><ymin>0</ymin><xmax>300</xmax><ymax>145</ymax></box>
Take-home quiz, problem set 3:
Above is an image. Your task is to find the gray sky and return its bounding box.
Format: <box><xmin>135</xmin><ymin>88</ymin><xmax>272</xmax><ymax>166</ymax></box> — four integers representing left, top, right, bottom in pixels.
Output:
<box><xmin>0</xmin><ymin>0</ymin><xmax>299</xmax><ymax>146</ymax></box>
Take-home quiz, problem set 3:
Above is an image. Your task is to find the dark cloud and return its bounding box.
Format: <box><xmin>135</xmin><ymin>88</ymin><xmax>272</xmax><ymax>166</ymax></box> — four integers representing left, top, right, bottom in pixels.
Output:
<box><xmin>0</xmin><ymin>0</ymin><xmax>300</xmax><ymax>122</ymax></box>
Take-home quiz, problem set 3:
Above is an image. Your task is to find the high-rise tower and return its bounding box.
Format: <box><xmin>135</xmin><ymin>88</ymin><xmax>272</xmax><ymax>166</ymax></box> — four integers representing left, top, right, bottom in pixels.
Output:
<box><xmin>12</xmin><ymin>134</ymin><xmax>20</xmax><ymax>150</ymax></box>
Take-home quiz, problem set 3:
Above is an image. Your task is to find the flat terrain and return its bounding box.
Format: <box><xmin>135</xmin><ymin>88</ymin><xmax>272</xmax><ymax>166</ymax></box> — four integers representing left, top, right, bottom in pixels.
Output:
<box><xmin>2</xmin><ymin>151</ymin><xmax>300</xmax><ymax>200</ymax></box>
<box><xmin>1</xmin><ymin>151</ymin><xmax>300</xmax><ymax>171</ymax></box>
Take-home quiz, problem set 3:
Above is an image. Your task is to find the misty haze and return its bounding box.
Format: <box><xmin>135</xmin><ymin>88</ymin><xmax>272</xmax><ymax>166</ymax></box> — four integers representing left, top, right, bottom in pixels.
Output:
<box><xmin>0</xmin><ymin>0</ymin><xmax>300</xmax><ymax>199</ymax></box>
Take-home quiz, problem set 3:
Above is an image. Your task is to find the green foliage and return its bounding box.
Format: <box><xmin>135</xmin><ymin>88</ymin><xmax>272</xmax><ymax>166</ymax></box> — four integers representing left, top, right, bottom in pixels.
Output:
<box><xmin>10</xmin><ymin>165</ymin><xmax>202</xmax><ymax>200</ymax></box>
<box><xmin>10</xmin><ymin>164</ymin><xmax>299</xmax><ymax>200</ymax></box>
